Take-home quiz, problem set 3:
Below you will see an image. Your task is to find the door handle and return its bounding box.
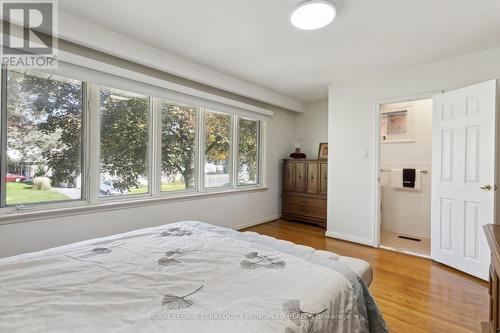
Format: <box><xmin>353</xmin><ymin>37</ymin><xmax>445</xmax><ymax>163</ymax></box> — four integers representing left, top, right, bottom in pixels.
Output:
<box><xmin>480</xmin><ymin>184</ymin><xmax>494</xmax><ymax>191</ymax></box>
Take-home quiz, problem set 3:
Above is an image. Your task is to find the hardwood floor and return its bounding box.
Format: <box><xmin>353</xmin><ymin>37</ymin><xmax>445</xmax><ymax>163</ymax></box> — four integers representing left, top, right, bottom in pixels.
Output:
<box><xmin>244</xmin><ymin>220</ymin><xmax>488</xmax><ymax>333</ymax></box>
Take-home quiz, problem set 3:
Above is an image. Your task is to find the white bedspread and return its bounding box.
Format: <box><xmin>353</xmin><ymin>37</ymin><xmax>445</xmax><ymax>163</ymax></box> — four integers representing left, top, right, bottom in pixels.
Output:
<box><xmin>0</xmin><ymin>221</ymin><xmax>387</xmax><ymax>333</ymax></box>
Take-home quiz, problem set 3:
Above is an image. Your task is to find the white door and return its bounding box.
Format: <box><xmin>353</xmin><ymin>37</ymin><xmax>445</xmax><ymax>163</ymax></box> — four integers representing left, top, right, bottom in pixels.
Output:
<box><xmin>431</xmin><ymin>80</ymin><xmax>497</xmax><ymax>280</ymax></box>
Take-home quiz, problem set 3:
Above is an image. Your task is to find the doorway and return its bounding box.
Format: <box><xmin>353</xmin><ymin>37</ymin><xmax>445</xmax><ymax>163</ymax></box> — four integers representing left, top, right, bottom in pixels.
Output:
<box><xmin>377</xmin><ymin>98</ymin><xmax>433</xmax><ymax>258</ymax></box>
<box><xmin>372</xmin><ymin>80</ymin><xmax>497</xmax><ymax>280</ymax></box>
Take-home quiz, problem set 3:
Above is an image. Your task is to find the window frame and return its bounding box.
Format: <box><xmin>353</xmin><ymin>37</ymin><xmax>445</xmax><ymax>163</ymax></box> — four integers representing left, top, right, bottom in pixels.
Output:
<box><xmin>0</xmin><ymin>67</ymin><xmax>89</xmax><ymax>212</ymax></box>
<box><xmin>156</xmin><ymin>98</ymin><xmax>199</xmax><ymax>196</ymax></box>
<box><xmin>97</xmin><ymin>86</ymin><xmax>152</xmax><ymax>201</ymax></box>
<box><xmin>0</xmin><ymin>65</ymin><xmax>267</xmax><ymax>221</ymax></box>
<box><xmin>236</xmin><ymin>116</ymin><xmax>261</xmax><ymax>187</ymax></box>
<box><xmin>201</xmin><ymin>109</ymin><xmax>234</xmax><ymax>191</ymax></box>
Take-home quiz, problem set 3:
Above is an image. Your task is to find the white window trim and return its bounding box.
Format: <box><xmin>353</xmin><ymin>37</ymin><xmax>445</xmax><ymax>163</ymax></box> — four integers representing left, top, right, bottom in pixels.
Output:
<box><xmin>236</xmin><ymin>117</ymin><xmax>262</xmax><ymax>187</ymax></box>
<box><xmin>0</xmin><ymin>186</ymin><xmax>268</xmax><ymax>225</ymax></box>
<box><xmin>0</xmin><ymin>64</ymin><xmax>269</xmax><ymax>224</ymax></box>
<box><xmin>202</xmin><ymin>109</ymin><xmax>234</xmax><ymax>191</ymax></box>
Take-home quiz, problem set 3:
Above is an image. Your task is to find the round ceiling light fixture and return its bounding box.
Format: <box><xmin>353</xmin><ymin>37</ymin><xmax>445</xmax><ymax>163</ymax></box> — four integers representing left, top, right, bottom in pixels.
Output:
<box><xmin>290</xmin><ymin>0</ymin><xmax>337</xmax><ymax>30</ymax></box>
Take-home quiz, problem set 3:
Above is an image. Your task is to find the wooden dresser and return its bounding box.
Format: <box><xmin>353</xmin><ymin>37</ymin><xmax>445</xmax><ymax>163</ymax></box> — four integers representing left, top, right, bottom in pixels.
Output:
<box><xmin>483</xmin><ymin>224</ymin><xmax>500</xmax><ymax>332</ymax></box>
<box><xmin>282</xmin><ymin>159</ymin><xmax>327</xmax><ymax>228</ymax></box>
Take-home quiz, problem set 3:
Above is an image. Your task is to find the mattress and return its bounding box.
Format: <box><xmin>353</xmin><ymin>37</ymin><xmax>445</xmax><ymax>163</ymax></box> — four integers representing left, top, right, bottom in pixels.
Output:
<box><xmin>242</xmin><ymin>231</ymin><xmax>373</xmax><ymax>286</ymax></box>
<box><xmin>0</xmin><ymin>221</ymin><xmax>386</xmax><ymax>333</ymax></box>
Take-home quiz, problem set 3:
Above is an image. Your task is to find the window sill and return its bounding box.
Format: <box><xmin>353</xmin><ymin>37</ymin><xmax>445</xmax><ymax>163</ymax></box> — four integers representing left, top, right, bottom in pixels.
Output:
<box><xmin>0</xmin><ymin>186</ymin><xmax>268</xmax><ymax>226</ymax></box>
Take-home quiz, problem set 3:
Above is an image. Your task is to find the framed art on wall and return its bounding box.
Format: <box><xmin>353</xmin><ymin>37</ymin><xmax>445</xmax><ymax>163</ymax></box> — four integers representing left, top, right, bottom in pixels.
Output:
<box><xmin>380</xmin><ymin>104</ymin><xmax>415</xmax><ymax>143</ymax></box>
<box><xmin>318</xmin><ymin>142</ymin><xmax>328</xmax><ymax>160</ymax></box>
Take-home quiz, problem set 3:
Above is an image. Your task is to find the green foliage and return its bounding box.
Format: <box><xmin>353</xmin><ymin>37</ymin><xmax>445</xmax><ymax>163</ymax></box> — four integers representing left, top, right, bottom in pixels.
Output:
<box><xmin>161</xmin><ymin>103</ymin><xmax>196</xmax><ymax>189</ymax></box>
<box><xmin>8</xmin><ymin>71</ymin><xmax>82</xmax><ymax>186</ymax></box>
<box><xmin>100</xmin><ymin>89</ymin><xmax>149</xmax><ymax>191</ymax></box>
<box><xmin>238</xmin><ymin>119</ymin><xmax>259</xmax><ymax>183</ymax></box>
<box><xmin>7</xmin><ymin>70</ymin><xmax>258</xmax><ymax>195</ymax></box>
<box><xmin>205</xmin><ymin>112</ymin><xmax>231</xmax><ymax>162</ymax></box>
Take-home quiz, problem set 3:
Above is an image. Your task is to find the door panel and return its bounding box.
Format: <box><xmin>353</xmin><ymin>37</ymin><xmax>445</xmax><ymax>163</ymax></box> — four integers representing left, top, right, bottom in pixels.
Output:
<box><xmin>440</xmin><ymin>129</ymin><xmax>454</xmax><ymax>181</ymax></box>
<box><xmin>431</xmin><ymin>80</ymin><xmax>496</xmax><ymax>280</ymax></box>
<box><xmin>284</xmin><ymin>161</ymin><xmax>295</xmax><ymax>191</ymax></box>
<box><xmin>439</xmin><ymin>198</ymin><xmax>453</xmax><ymax>252</ymax></box>
<box><xmin>465</xmin><ymin>126</ymin><xmax>480</xmax><ymax>183</ymax></box>
<box><xmin>319</xmin><ymin>162</ymin><xmax>328</xmax><ymax>194</ymax></box>
<box><xmin>306</xmin><ymin>162</ymin><xmax>318</xmax><ymax>193</ymax></box>
<box><xmin>295</xmin><ymin>162</ymin><xmax>306</xmax><ymax>192</ymax></box>
<box><xmin>464</xmin><ymin>201</ymin><xmax>479</xmax><ymax>260</ymax></box>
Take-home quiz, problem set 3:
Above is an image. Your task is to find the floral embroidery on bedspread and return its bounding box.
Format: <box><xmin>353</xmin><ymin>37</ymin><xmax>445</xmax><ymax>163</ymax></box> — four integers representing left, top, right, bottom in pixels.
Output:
<box><xmin>161</xmin><ymin>285</ymin><xmax>204</xmax><ymax>309</ymax></box>
<box><xmin>157</xmin><ymin>248</ymin><xmax>198</xmax><ymax>266</ymax></box>
<box><xmin>91</xmin><ymin>247</ymin><xmax>112</xmax><ymax>254</ymax></box>
<box><xmin>160</xmin><ymin>227</ymin><xmax>193</xmax><ymax>237</ymax></box>
<box><xmin>240</xmin><ymin>252</ymin><xmax>286</xmax><ymax>269</ymax></box>
<box><xmin>283</xmin><ymin>299</ymin><xmax>327</xmax><ymax>333</ymax></box>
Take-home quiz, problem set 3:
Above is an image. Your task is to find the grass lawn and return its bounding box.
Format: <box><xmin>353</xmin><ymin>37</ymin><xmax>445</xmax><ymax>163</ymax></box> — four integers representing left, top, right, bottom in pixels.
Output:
<box><xmin>128</xmin><ymin>183</ymin><xmax>187</xmax><ymax>194</ymax></box>
<box><xmin>7</xmin><ymin>182</ymin><xmax>188</xmax><ymax>204</ymax></box>
<box><xmin>6</xmin><ymin>182</ymin><xmax>70</xmax><ymax>205</ymax></box>
<box><xmin>161</xmin><ymin>183</ymin><xmax>187</xmax><ymax>192</ymax></box>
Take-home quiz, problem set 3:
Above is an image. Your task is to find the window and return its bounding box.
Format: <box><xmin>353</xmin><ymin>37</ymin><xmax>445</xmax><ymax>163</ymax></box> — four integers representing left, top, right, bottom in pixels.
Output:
<box><xmin>5</xmin><ymin>69</ymin><xmax>83</xmax><ymax>206</ymax></box>
<box><xmin>204</xmin><ymin>111</ymin><xmax>232</xmax><ymax>188</ymax></box>
<box><xmin>0</xmin><ymin>66</ymin><xmax>265</xmax><ymax>216</ymax></box>
<box><xmin>100</xmin><ymin>87</ymin><xmax>149</xmax><ymax>197</ymax></box>
<box><xmin>160</xmin><ymin>102</ymin><xmax>197</xmax><ymax>192</ymax></box>
<box><xmin>238</xmin><ymin>118</ymin><xmax>260</xmax><ymax>185</ymax></box>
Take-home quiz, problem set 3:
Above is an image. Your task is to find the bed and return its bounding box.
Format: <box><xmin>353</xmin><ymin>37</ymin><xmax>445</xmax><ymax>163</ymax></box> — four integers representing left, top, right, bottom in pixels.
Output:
<box><xmin>0</xmin><ymin>221</ymin><xmax>387</xmax><ymax>332</ymax></box>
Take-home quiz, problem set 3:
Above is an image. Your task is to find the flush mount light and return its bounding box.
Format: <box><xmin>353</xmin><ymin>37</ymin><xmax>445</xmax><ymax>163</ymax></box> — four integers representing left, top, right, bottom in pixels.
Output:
<box><xmin>290</xmin><ymin>0</ymin><xmax>337</xmax><ymax>30</ymax></box>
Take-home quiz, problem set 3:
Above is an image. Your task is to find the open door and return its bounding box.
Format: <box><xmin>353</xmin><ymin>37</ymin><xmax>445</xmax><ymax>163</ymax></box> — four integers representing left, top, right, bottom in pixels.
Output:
<box><xmin>431</xmin><ymin>80</ymin><xmax>497</xmax><ymax>280</ymax></box>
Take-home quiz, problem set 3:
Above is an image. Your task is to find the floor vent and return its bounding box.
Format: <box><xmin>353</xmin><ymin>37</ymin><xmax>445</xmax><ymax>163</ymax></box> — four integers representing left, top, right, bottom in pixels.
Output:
<box><xmin>398</xmin><ymin>235</ymin><xmax>421</xmax><ymax>242</ymax></box>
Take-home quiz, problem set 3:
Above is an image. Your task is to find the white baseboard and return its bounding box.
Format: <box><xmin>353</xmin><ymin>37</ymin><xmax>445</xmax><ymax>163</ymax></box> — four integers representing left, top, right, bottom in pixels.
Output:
<box><xmin>325</xmin><ymin>230</ymin><xmax>376</xmax><ymax>247</ymax></box>
<box><xmin>232</xmin><ymin>215</ymin><xmax>281</xmax><ymax>231</ymax></box>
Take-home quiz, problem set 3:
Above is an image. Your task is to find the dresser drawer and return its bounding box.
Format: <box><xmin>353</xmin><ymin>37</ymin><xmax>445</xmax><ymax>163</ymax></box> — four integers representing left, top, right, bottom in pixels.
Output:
<box><xmin>283</xmin><ymin>202</ymin><xmax>327</xmax><ymax>219</ymax></box>
<box><xmin>284</xmin><ymin>195</ymin><xmax>326</xmax><ymax>209</ymax></box>
<box><xmin>283</xmin><ymin>203</ymin><xmax>308</xmax><ymax>215</ymax></box>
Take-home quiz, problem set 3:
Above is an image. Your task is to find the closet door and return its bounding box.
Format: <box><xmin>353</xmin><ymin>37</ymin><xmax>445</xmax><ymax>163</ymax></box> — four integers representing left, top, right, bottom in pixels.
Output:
<box><xmin>306</xmin><ymin>161</ymin><xmax>319</xmax><ymax>193</ymax></box>
<box><xmin>284</xmin><ymin>160</ymin><xmax>295</xmax><ymax>191</ymax></box>
<box><xmin>295</xmin><ymin>161</ymin><xmax>306</xmax><ymax>192</ymax></box>
<box><xmin>319</xmin><ymin>162</ymin><xmax>328</xmax><ymax>194</ymax></box>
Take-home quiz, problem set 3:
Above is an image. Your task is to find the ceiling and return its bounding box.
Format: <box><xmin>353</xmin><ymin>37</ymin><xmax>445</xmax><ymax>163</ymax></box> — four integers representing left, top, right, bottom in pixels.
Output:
<box><xmin>60</xmin><ymin>0</ymin><xmax>500</xmax><ymax>103</ymax></box>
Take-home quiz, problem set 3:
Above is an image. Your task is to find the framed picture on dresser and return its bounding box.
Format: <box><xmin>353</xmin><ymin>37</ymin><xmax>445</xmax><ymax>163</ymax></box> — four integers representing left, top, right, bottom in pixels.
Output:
<box><xmin>318</xmin><ymin>142</ymin><xmax>328</xmax><ymax>160</ymax></box>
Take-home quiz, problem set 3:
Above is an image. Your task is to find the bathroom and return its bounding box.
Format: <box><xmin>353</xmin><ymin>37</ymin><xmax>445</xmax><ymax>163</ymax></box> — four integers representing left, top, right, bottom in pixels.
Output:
<box><xmin>379</xmin><ymin>99</ymin><xmax>432</xmax><ymax>257</ymax></box>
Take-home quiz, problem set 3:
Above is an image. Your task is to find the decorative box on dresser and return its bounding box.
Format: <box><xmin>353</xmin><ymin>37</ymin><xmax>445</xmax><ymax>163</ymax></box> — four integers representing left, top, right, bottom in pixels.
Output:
<box><xmin>282</xmin><ymin>159</ymin><xmax>327</xmax><ymax>228</ymax></box>
<box><xmin>483</xmin><ymin>224</ymin><xmax>500</xmax><ymax>333</ymax></box>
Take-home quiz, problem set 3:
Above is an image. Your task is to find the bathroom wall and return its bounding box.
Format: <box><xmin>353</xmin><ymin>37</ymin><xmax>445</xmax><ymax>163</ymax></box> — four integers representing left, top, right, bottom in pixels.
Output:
<box><xmin>380</xmin><ymin>99</ymin><xmax>432</xmax><ymax>239</ymax></box>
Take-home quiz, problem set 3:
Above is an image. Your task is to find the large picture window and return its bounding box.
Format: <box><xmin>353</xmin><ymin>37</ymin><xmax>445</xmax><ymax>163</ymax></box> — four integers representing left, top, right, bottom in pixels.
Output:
<box><xmin>160</xmin><ymin>102</ymin><xmax>197</xmax><ymax>192</ymax></box>
<box><xmin>204</xmin><ymin>111</ymin><xmax>232</xmax><ymax>188</ymax></box>
<box><xmin>0</xmin><ymin>66</ymin><xmax>264</xmax><ymax>216</ymax></box>
<box><xmin>100</xmin><ymin>87</ymin><xmax>149</xmax><ymax>197</ymax></box>
<box><xmin>5</xmin><ymin>70</ymin><xmax>83</xmax><ymax>206</ymax></box>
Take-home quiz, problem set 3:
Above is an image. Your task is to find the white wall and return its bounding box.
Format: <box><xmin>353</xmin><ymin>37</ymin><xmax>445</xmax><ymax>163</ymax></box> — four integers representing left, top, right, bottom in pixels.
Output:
<box><xmin>0</xmin><ymin>108</ymin><xmax>298</xmax><ymax>258</ymax></box>
<box><xmin>328</xmin><ymin>46</ymin><xmax>500</xmax><ymax>246</ymax></box>
<box><xmin>380</xmin><ymin>100</ymin><xmax>432</xmax><ymax>239</ymax></box>
<box><xmin>295</xmin><ymin>101</ymin><xmax>328</xmax><ymax>158</ymax></box>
